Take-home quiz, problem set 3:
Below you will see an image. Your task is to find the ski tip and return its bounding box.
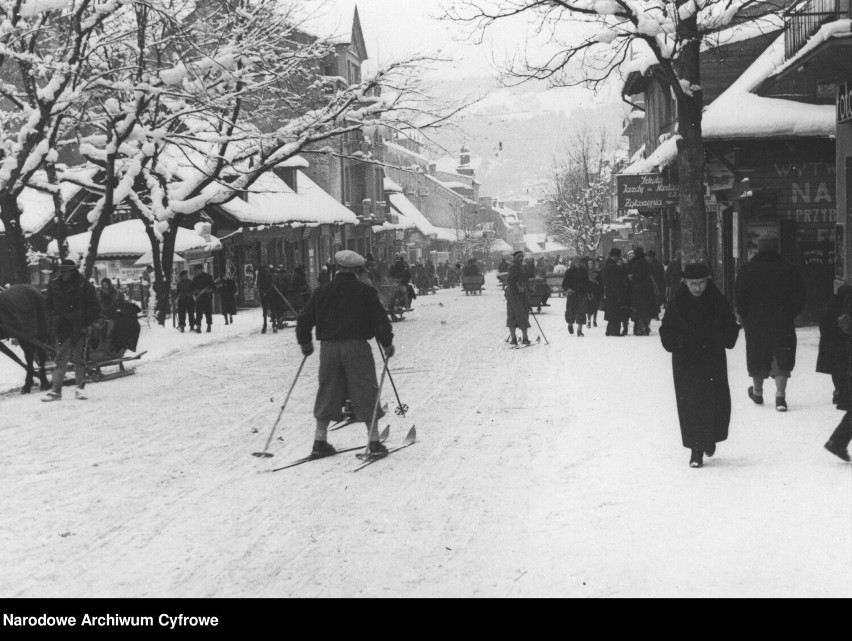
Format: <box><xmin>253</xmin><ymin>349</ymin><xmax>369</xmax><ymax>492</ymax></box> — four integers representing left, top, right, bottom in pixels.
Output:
<box><xmin>379</xmin><ymin>425</ymin><xmax>390</xmax><ymax>441</ymax></box>
<box><xmin>536</xmin><ymin>336</ymin><xmax>542</xmax><ymax>343</ymax></box>
<box><xmin>403</xmin><ymin>425</ymin><xmax>416</xmax><ymax>443</ymax></box>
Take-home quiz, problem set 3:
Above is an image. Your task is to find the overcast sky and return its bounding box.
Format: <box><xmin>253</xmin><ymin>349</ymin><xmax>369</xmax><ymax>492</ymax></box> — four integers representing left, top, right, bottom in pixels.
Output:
<box><xmin>321</xmin><ymin>0</ymin><xmax>540</xmax><ymax>78</ymax></box>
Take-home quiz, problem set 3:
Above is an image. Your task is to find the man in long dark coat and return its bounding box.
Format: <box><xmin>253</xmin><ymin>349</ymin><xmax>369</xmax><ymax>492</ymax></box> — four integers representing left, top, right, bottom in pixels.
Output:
<box><xmin>602</xmin><ymin>247</ymin><xmax>628</xmax><ymax>337</ymax></box>
<box><xmin>660</xmin><ymin>263</ymin><xmax>741</xmax><ymax>468</ymax></box>
<box><xmin>734</xmin><ymin>237</ymin><xmax>806</xmax><ymax>411</ymax></box>
<box><xmin>505</xmin><ymin>250</ymin><xmax>531</xmax><ymax>345</ymax></box>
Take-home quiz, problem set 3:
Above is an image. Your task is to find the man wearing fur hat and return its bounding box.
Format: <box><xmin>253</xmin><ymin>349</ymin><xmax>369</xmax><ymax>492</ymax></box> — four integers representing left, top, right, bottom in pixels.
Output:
<box><xmin>296</xmin><ymin>250</ymin><xmax>395</xmax><ymax>457</ymax></box>
<box><xmin>42</xmin><ymin>259</ymin><xmax>101</xmax><ymax>401</ymax></box>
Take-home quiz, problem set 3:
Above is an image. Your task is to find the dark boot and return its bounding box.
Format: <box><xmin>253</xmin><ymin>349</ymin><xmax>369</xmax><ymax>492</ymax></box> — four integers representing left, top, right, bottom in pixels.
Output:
<box><xmin>311</xmin><ymin>440</ymin><xmax>337</xmax><ymax>458</ymax></box>
<box><xmin>689</xmin><ymin>448</ymin><xmax>703</xmax><ymax>468</ymax></box>
<box><xmin>567</xmin><ymin>323</ymin><xmax>574</xmax><ymax>334</ymax></box>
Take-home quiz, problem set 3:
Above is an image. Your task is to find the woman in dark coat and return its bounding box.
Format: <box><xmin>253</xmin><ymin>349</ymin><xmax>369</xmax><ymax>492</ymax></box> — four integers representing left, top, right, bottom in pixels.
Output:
<box><xmin>627</xmin><ymin>247</ymin><xmax>657</xmax><ymax>335</ymax></box>
<box><xmin>216</xmin><ymin>274</ymin><xmax>238</xmax><ymax>324</ymax></box>
<box><xmin>660</xmin><ymin>263</ymin><xmax>741</xmax><ymax>468</ymax></box>
<box><xmin>602</xmin><ymin>248</ymin><xmax>628</xmax><ymax>337</ymax></box>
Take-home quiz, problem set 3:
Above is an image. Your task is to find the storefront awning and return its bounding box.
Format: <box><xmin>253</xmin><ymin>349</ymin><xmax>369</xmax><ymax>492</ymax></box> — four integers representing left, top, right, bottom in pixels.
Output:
<box><xmin>388</xmin><ymin>193</ymin><xmax>436</xmax><ymax>238</ymax></box>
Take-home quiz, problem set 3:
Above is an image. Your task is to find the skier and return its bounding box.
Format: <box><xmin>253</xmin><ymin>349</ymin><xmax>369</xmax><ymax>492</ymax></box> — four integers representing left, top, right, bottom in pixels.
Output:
<box><xmin>42</xmin><ymin>259</ymin><xmax>101</xmax><ymax>402</ymax></box>
<box><xmin>505</xmin><ymin>250</ymin><xmax>531</xmax><ymax>346</ymax></box>
<box><xmin>659</xmin><ymin>263</ymin><xmax>741</xmax><ymax>468</ymax></box>
<box><xmin>191</xmin><ymin>264</ymin><xmax>215</xmax><ymax>333</ymax></box>
<box><xmin>735</xmin><ymin>236</ymin><xmax>807</xmax><ymax>411</ymax></box>
<box><xmin>296</xmin><ymin>250</ymin><xmax>395</xmax><ymax>458</ymax></box>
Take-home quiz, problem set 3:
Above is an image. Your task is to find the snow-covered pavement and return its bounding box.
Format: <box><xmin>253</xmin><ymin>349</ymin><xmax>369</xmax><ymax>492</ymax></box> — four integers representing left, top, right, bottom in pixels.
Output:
<box><xmin>1</xmin><ymin>273</ymin><xmax>850</xmax><ymax>597</ymax></box>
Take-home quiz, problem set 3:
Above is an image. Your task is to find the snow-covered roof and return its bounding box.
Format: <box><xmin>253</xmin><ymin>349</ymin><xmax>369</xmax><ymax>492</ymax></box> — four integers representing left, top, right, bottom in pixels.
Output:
<box><xmin>424</xmin><ymin>174</ymin><xmax>478</xmax><ymax>205</ymax></box>
<box><xmin>0</xmin><ymin>166</ymin><xmax>100</xmax><ymax>235</ymax></box>
<box><xmin>489</xmin><ymin>238</ymin><xmax>514</xmax><ymax>254</ymax></box>
<box><xmin>432</xmin><ymin>227</ymin><xmax>461</xmax><ymax>243</ymax></box>
<box><xmin>298</xmin><ymin>2</ymin><xmax>355</xmax><ymax>45</ymax></box>
<box><xmin>217</xmin><ymin>170</ymin><xmax>357</xmax><ymax>226</ymax></box>
<box><xmin>371</xmin><ymin>211</ymin><xmax>415</xmax><ymax>233</ymax></box>
<box><xmin>524</xmin><ymin>233</ymin><xmax>567</xmax><ymax>255</ymax></box>
<box><xmin>383</xmin><ymin>176</ymin><xmax>403</xmax><ymax>193</ymax></box>
<box><xmin>278</xmin><ymin>155</ymin><xmax>310</xmax><ymax>169</ymax></box>
<box><xmin>441</xmin><ymin>181</ymin><xmax>473</xmax><ymax>191</ymax></box>
<box><xmin>771</xmin><ymin>18</ymin><xmax>852</xmax><ymax>78</ymax></box>
<box><xmin>383</xmin><ymin>140</ymin><xmax>430</xmax><ymax>166</ymax></box>
<box><xmin>622</xmin><ymin>30</ymin><xmax>837</xmax><ymax>175</ymax></box>
<box><xmin>388</xmin><ymin>193</ymin><xmax>437</xmax><ymax>238</ymax></box>
<box><xmin>47</xmin><ymin>219</ymin><xmax>222</xmax><ymax>258</ymax></box>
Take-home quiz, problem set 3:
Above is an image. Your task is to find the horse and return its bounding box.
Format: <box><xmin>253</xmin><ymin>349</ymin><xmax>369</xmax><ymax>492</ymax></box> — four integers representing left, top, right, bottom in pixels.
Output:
<box><xmin>0</xmin><ymin>285</ymin><xmax>52</xmax><ymax>394</ymax></box>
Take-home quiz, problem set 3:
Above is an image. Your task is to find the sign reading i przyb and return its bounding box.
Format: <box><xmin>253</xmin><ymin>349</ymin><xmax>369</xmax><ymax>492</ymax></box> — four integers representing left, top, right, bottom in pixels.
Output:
<box><xmin>616</xmin><ymin>173</ymin><xmax>679</xmax><ymax>211</ymax></box>
<box><xmin>838</xmin><ymin>80</ymin><xmax>852</xmax><ymax>124</ymax></box>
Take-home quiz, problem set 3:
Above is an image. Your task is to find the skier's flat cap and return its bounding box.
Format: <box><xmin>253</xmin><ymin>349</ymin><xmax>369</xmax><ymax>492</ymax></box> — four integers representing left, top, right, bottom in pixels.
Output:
<box><xmin>512</xmin><ymin>250</ymin><xmax>524</xmax><ymax>257</ymax></box>
<box><xmin>335</xmin><ymin>249</ymin><xmax>366</xmax><ymax>268</ymax></box>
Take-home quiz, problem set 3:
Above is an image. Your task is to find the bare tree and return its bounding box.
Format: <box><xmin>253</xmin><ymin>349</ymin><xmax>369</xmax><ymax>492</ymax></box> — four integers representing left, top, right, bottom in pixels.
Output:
<box><xmin>444</xmin><ymin>0</ymin><xmax>786</xmax><ymax>263</ymax></box>
<box><xmin>545</xmin><ymin>122</ymin><xmax>619</xmax><ymax>255</ymax></box>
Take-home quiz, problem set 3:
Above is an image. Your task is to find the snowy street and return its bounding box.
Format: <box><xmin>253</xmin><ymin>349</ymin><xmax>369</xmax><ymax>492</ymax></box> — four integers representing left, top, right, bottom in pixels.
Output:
<box><xmin>1</xmin><ymin>272</ymin><xmax>850</xmax><ymax>598</ymax></box>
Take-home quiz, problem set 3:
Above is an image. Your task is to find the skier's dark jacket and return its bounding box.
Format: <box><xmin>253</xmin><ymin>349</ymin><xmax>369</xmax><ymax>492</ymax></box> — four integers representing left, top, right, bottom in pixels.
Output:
<box><xmin>388</xmin><ymin>260</ymin><xmax>411</xmax><ymax>283</ymax></box>
<box><xmin>192</xmin><ymin>271</ymin><xmax>215</xmax><ymax>297</ymax></box>
<box><xmin>296</xmin><ymin>272</ymin><xmax>393</xmax><ymax>347</ymax></box>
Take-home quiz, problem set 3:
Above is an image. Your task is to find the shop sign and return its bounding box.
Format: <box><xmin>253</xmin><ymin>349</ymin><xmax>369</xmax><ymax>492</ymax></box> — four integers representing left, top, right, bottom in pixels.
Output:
<box><xmin>616</xmin><ymin>173</ymin><xmax>679</xmax><ymax>210</ymax></box>
<box><xmin>837</xmin><ymin>80</ymin><xmax>852</xmax><ymax>124</ymax></box>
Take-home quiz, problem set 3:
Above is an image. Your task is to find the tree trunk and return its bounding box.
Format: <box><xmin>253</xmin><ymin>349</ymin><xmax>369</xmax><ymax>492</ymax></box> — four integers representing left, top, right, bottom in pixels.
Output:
<box><xmin>675</xmin><ymin>16</ymin><xmax>707</xmax><ymax>267</ymax></box>
<box><xmin>84</xmin><ymin>154</ymin><xmax>117</xmax><ymax>280</ymax></box>
<box><xmin>45</xmin><ymin>162</ymin><xmax>68</xmax><ymax>260</ymax></box>
<box><xmin>0</xmin><ymin>193</ymin><xmax>30</xmax><ymax>284</ymax></box>
<box><xmin>141</xmin><ymin>215</ymin><xmax>181</xmax><ymax>326</ymax></box>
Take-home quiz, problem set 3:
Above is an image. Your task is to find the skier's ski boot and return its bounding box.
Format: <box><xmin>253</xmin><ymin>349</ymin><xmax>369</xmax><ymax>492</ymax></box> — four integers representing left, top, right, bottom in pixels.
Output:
<box><xmin>311</xmin><ymin>440</ymin><xmax>337</xmax><ymax>458</ymax></box>
<box><xmin>75</xmin><ymin>388</ymin><xmax>87</xmax><ymax>401</ymax></box>
<box><xmin>521</xmin><ymin>336</ymin><xmax>531</xmax><ymax>345</ymax></box>
<box><xmin>368</xmin><ymin>440</ymin><xmax>388</xmax><ymax>456</ymax></box>
<box><xmin>509</xmin><ymin>337</ymin><xmax>518</xmax><ymax>346</ymax></box>
<box><xmin>747</xmin><ymin>386</ymin><xmax>764</xmax><ymax>405</ymax></box>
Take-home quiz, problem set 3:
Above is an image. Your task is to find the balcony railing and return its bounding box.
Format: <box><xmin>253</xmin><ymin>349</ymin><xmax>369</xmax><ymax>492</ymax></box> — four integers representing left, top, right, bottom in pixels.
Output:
<box><xmin>785</xmin><ymin>0</ymin><xmax>851</xmax><ymax>59</ymax></box>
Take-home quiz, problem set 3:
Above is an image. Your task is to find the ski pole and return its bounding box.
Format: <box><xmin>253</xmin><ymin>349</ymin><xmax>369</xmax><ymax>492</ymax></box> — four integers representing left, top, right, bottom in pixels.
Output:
<box><xmin>367</xmin><ymin>354</ymin><xmax>390</xmax><ymax>442</ymax></box>
<box><xmin>376</xmin><ymin>339</ymin><xmax>408</xmax><ymax>416</ymax></box>
<box><xmin>252</xmin><ymin>353</ymin><xmax>308</xmax><ymax>458</ymax></box>
<box><xmin>529</xmin><ymin>305</ymin><xmax>549</xmax><ymax>345</ymax></box>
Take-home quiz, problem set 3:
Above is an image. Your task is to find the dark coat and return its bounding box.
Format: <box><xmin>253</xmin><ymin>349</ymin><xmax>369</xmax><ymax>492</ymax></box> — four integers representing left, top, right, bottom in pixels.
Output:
<box><xmin>497</xmin><ymin>260</ymin><xmax>510</xmax><ymax>273</ymax></box>
<box><xmin>734</xmin><ymin>251</ymin><xmax>806</xmax><ymax>375</ymax></box>
<box><xmin>388</xmin><ymin>261</ymin><xmax>411</xmax><ymax>283</ymax></box>
<box><xmin>660</xmin><ymin>281</ymin><xmax>741</xmax><ymax>449</ymax></box>
<box><xmin>505</xmin><ymin>262</ymin><xmax>529</xmax><ymax>302</ymax></box>
<box><xmin>647</xmin><ymin>256</ymin><xmax>665</xmax><ymax>304</ymax></box>
<box><xmin>817</xmin><ymin>292</ymin><xmax>847</xmax><ymax>377</ymax></box>
<box><xmin>217</xmin><ymin>277</ymin><xmax>238</xmax><ymax>314</ymax></box>
<box><xmin>602</xmin><ymin>258</ymin><xmax>628</xmax><ymax>321</ymax></box>
<box><xmin>627</xmin><ymin>255</ymin><xmax>657</xmax><ymax>320</ymax></box>
<box><xmin>45</xmin><ymin>271</ymin><xmax>101</xmax><ymax>340</ymax></box>
<box><xmin>296</xmin><ymin>272</ymin><xmax>393</xmax><ymax>348</ymax></box>
<box><xmin>562</xmin><ymin>265</ymin><xmax>591</xmax><ymax>323</ymax></box>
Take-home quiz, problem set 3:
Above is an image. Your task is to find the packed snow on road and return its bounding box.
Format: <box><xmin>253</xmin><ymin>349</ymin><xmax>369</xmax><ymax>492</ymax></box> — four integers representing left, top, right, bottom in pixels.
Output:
<box><xmin>0</xmin><ymin>273</ymin><xmax>849</xmax><ymax>597</ymax></box>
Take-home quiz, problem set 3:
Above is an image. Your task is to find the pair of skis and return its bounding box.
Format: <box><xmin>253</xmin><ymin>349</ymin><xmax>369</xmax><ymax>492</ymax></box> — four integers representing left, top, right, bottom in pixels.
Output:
<box><xmin>506</xmin><ymin>336</ymin><xmax>542</xmax><ymax>349</ymax></box>
<box><xmin>271</xmin><ymin>425</ymin><xmax>416</xmax><ymax>472</ymax></box>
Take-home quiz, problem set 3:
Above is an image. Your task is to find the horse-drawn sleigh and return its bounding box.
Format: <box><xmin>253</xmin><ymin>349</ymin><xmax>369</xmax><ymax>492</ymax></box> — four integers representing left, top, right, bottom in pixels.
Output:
<box><xmin>0</xmin><ymin>284</ymin><xmax>145</xmax><ymax>394</ymax></box>
<box><xmin>462</xmin><ymin>274</ymin><xmax>485</xmax><ymax>295</ymax></box>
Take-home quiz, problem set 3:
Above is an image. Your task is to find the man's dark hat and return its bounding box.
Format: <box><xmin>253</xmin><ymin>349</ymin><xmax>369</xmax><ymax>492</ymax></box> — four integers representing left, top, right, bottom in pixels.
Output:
<box><xmin>608</xmin><ymin>248</ymin><xmax>621</xmax><ymax>257</ymax></box>
<box><xmin>682</xmin><ymin>263</ymin><xmax>711</xmax><ymax>279</ymax></box>
<box><xmin>512</xmin><ymin>250</ymin><xmax>523</xmax><ymax>257</ymax></box>
<box><xmin>58</xmin><ymin>259</ymin><xmax>77</xmax><ymax>270</ymax></box>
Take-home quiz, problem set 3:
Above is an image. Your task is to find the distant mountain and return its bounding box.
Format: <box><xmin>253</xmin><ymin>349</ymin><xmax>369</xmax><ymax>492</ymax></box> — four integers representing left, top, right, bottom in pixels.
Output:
<box><xmin>424</xmin><ymin>75</ymin><xmax>628</xmax><ymax>200</ymax></box>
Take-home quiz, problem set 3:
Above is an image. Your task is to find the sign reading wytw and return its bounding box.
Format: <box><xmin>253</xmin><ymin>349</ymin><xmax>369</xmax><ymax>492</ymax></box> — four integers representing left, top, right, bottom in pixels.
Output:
<box><xmin>838</xmin><ymin>79</ymin><xmax>852</xmax><ymax>124</ymax></box>
<box><xmin>616</xmin><ymin>173</ymin><xmax>679</xmax><ymax>211</ymax></box>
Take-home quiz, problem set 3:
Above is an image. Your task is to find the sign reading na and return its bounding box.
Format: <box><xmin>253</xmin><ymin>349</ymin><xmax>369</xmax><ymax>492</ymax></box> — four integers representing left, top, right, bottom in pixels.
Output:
<box><xmin>616</xmin><ymin>173</ymin><xmax>679</xmax><ymax>211</ymax></box>
<box><xmin>838</xmin><ymin>79</ymin><xmax>852</xmax><ymax>124</ymax></box>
